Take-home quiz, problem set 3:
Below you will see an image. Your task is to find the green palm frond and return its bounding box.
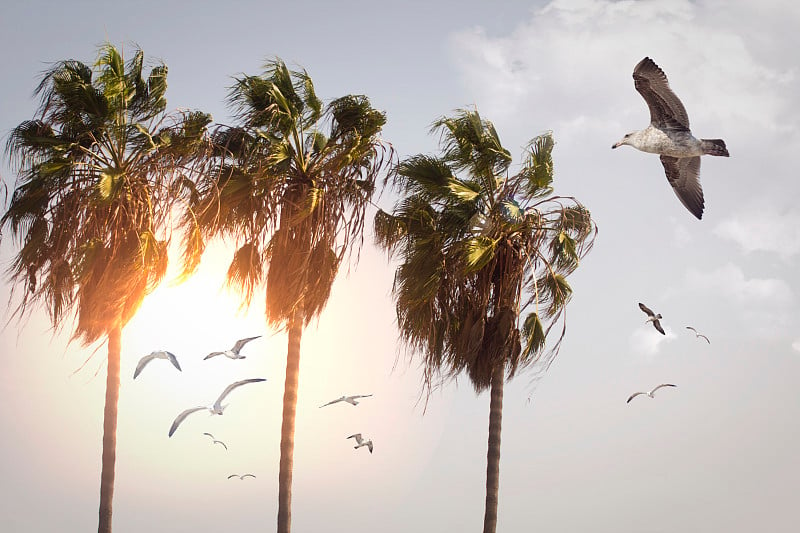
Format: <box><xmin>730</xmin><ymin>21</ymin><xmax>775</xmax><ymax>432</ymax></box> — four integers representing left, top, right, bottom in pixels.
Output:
<box><xmin>519</xmin><ymin>132</ymin><xmax>555</xmax><ymax>197</ymax></box>
<box><xmin>463</xmin><ymin>236</ymin><xmax>498</xmax><ymax>274</ymax></box>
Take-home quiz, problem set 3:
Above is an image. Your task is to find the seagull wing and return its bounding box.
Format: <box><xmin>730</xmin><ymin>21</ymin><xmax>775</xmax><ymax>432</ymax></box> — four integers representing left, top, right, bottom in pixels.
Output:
<box><xmin>347</xmin><ymin>433</ymin><xmax>363</xmax><ymax>445</ymax></box>
<box><xmin>133</xmin><ymin>353</ymin><xmax>157</xmax><ymax>379</ymax></box>
<box><xmin>660</xmin><ymin>155</ymin><xmax>704</xmax><ymax>220</ymax></box>
<box><xmin>204</xmin><ymin>351</ymin><xmax>224</xmax><ymax>360</ymax></box>
<box><xmin>699</xmin><ymin>334</ymin><xmax>710</xmax><ymax>344</ymax></box>
<box><xmin>232</xmin><ymin>336</ymin><xmax>261</xmax><ymax>353</ymax></box>
<box><xmin>213</xmin><ymin>440</ymin><xmax>228</xmax><ymax>450</ymax></box>
<box><xmin>366</xmin><ymin>441</ymin><xmax>373</xmax><ymax>453</ymax></box>
<box><xmin>652</xmin><ymin>319</ymin><xmax>666</xmax><ymax>335</ymax></box>
<box><xmin>686</xmin><ymin>326</ymin><xmax>697</xmax><ymax>333</ymax></box>
<box><xmin>650</xmin><ymin>383</ymin><xmax>677</xmax><ymax>395</ymax></box>
<box><xmin>213</xmin><ymin>378</ymin><xmax>266</xmax><ymax>410</ymax></box>
<box><xmin>228</xmin><ymin>474</ymin><xmax>239</xmax><ymax>479</ymax></box>
<box><xmin>241</xmin><ymin>474</ymin><xmax>256</xmax><ymax>479</ymax></box>
<box><xmin>627</xmin><ymin>392</ymin><xmax>645</xmax><ymax>404</ymax></box>
<box><xmin>166</xmin><ymin>351</ymin><xmax>181</xmax><ymax>371</ymax></box>
<box><xmin>638</xmin><ymin>303</ymin><xmax>655</xmax><ymax>317</ymax></box>
<box><xmin>319</xmin><ymin>398</ymin><xmax>342</xmax><ymax>408</ymax></box>
<box><xmin>203</xmin><ymin>432</ymin><xmax>215</xmax><ymax>439</ymax></box>
<box><xmin>352</xmin><ymin>394</ymin><xmax>373</xmax><ymax>400</ymax></box>
<box><xmin>633</xmin><ymin>57</ymin><xmax>690</xmax><ymax>132</ymax></box>
<box><xmin>169</xmin><ymin>407</ymin><xmax>207</xmax><ymax>437</ymax></box>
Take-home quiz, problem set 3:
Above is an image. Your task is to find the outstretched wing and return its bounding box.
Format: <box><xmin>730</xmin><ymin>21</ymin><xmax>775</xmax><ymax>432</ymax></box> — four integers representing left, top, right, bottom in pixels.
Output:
<box><xmin>627</xmin><ymin>392</ymin><xmax>645</xmax><ymax>404</ymax></box>
<box><xmin>133</xmin><ymin>353</ymin><xmax>156</xmax><ymax>379</ymax></box>
<box><xmin>651</xmin><ymin>384</ymin><xmax>677</xmax><ymax>395</ymax></box>
<box><xmin>699</xmin><ymin>334</ymin><xmax>710</xmax><ymax>344</ymax></box>
<box><xmin>652</xmin><ymin>319</ymin><xmax>666</xmax><ymax>336</ymax></box>
<box><xmin>319</xmin><ymin>398</ymin><xmax>342</xmax><ymax>408</ymax></box>
<box><xmin>203</xmin><ymin>432</ymin><xmax>215</xmax><ymax>439</ymax></box>
<box><xmin>366</xmin><ymin>441</ymin><xmax>374</xmax><ymax>453</ymax></box>
<box><xmin>232</xmin><ymin>336</ymin><xmax>261</xmax><ymax>353</ymax></box>
<box><xmin>166</xmin><ymin>351</ymin><xmax>182</xmax><ymax>371</ymax></box>
<box><xmin>227</xmin><ymin>474</ymin><xmax>239</xmax><ymax>479</ymax></box>
<box><xmin>633</xmin><ymin>57</ymin><xmax>690</xmax><ymax>132</ymax></box>
<box><xmin>347</xmin><ymin>433</ymin><xmax>363</xmax><ymax>445</ymax></box>
<box><xmin>241</xmin><ymin>474</ymin><xmax>256</xmax><ymax>479</ymax></box>
<box><xmin>638</xmin><ymin>303</ymin><xmax>655</xmax><ymax>317</ymax></box>
<box><xmin>352</xmin><ymin>394</ymin><xmax>373</xmax><ymax>400</ymax></box>
<box><xmin>686</xmin><ymin>326</ymin><xmax>697</xmax><ymax>333</ymax></box>
<box><xmin>213</xmin><ymin>440</ymin><xmax>228</xmax><ymax>450</ymax></box>
<box><xmin>213</xmin><ymin>378</ymin><xmax>267</xmax><ymax>409</ymax></box>
<box><xmin>204</xmin><ymin>351</ymin><xmax>224</xmax><ymax>360</ymax></box>
<box><xmin>660</xmin><ymin>155</ymin><xmax>704</xmax><ymax>220</ymax></box>
<box><xmin>169</xmin><ymin>407</ymin><xmax>206</xmax><ymax>437</ymax></box>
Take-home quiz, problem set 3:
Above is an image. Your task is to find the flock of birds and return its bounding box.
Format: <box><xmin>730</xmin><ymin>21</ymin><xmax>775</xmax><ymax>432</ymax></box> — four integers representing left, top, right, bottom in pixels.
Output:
<box><xmin>125</xmin><ymin>56</ymin><xmax>721</xmax><ymax>489</ymax></box>
<box><xmin>629</xmin><ymin>302</ymin><xmax>711</xmax><ymax>404</ymax></box>
<box><xmin>133</xmin><ymin>335</ymin><xmax>375</xmax><ymax>481</ymax></box>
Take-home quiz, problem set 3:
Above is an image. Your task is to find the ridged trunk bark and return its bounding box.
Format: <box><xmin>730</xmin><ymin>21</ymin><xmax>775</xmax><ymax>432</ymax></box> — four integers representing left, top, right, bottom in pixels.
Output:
<box><xmin>277</xmin><ymin>319</ymin><xmax>303</xmax><ymax>533</ymax></box>
<box><xmin>482</xmin><ymin>365</ymin><xmax>504</xmax><ymax>533</ymax></box>
<box><xmin>98</xmin><ymin>325</ymin><xmax>121</xmax><ymax>533</ymax></box>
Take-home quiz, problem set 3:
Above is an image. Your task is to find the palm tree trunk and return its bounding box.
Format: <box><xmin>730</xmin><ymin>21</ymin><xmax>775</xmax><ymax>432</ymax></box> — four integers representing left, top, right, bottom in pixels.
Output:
<box><xmin>482</xmin><ymin>364</ymin><xmax>504</xmax><ymax>533</ymax></box>
<box><xmin>98</xmin><ymin>325</ymin><xmax>121</xmax><ymax>533</ymax></box>
<box><xmin>277</xmin><ymin>318</ymin><xmax>303</xmax><ymax>533</ymax></box>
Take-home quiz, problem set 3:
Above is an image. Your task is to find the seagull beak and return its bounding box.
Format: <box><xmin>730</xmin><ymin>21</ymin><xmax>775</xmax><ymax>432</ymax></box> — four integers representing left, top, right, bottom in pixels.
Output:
<box><xmin>611</xmin><ymin>141</ymin><xmax>621</xmax><ymax>149</ymax></box>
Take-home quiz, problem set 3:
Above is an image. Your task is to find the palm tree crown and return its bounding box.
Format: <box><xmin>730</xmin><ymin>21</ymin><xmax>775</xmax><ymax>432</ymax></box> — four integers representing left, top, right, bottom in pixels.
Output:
<box><xmin>376</xmin><ymin>109</ymin><xmax>596</xmax><ymax>392</ymax></box>
<box><xmin>2</xmin><ymin>43</ymin><xmax>211</xmax><ymax>342</ymax></box>
<box><xmin>180</xmin><ymin>58</ymin><xmax>389</xmax><ymax>325</ymax></box>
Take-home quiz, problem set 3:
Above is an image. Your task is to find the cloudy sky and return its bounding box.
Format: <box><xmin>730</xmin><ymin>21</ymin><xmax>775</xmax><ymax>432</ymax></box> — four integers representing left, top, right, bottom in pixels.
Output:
<box><xmin>1</xmin><ymin>0</ymin><xmax>799</xmax><ymax>531</ymax></box>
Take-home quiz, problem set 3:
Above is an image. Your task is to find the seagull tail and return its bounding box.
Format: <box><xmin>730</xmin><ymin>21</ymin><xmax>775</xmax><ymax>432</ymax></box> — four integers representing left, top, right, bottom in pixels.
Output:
<box><xmin>701</xmin><ymin>139</ymin><xmax>729</xmax><ymax>157</ymax></box>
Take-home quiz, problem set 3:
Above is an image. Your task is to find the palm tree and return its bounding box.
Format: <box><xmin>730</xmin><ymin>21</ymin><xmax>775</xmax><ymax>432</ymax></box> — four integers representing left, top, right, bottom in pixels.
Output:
<box><xmin>374</xmin><ymin>109</ymin><xmax>596</xmax><ymax>533</ymax></box>
<box><xmin>1</xmin><ymin>44</ymin><xmax>211</xmax><ymax>533</ymax></box>
<box><xmin>178</xmin><ymin>59</ymin><xmax>390</xmax><ymax>533</ymax></box>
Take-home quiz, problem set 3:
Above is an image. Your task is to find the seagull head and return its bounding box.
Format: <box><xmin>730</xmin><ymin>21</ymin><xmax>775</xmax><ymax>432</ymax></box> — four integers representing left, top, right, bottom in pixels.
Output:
<box><xmin>612</xmin><ymin>132</ymin><xmax>634</xmax><ymax>149</ymax></box>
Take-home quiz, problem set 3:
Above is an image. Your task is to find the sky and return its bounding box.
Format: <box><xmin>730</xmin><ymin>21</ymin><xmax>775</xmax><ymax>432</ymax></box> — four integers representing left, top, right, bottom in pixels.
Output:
<box><xmin>1</xmin><ymin>0</ymin><xmax>799</xmax><ymax>531</ymax></box>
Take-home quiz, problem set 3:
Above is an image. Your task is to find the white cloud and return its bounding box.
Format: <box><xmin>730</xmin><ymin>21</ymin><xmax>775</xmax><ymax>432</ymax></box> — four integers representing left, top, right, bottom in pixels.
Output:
<box><xmin>685</xmin><ymin>263</ymin><xmax>793</xmax><ymax>305</ymax></box>
<box><xmin>447</xmin><ymin>0</ymin><xmax>799</xmax><ymax>145</ymax></box>
<box><xmin>629</xmin><ymin>325</ymin><xmax>676</xmax><ymax>357</ymax></box>
<box><xmin>714</xmin><ymin>210</ymin><xmax>800</xmax><ymax>258</ymax></box>
<box><xmin>792</xmin><ymin>340</ymin><xmax>800</xmax><ymax>353</ymax></box>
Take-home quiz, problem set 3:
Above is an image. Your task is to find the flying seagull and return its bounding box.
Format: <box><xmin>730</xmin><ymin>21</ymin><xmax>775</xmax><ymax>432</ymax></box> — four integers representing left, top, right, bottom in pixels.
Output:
<box><xmin>639</xmin><ymin>302</ymin><xmax>665</xmax><ymax>335</ymax></box>
<box><xmin>347</xmin><ymin>433</ymin><xmax>374</xmax><ymax>453</ymax></box>
<box><xmin>133</xmin><ymin>350</ymin><xmax>181</xmax><ymax>379</ymax></box>
<box><xmin>168</xmin><ymin>378</ymin><xmax>266</xmax><ymax>437</ymax></box>
<box><xmin>202</xmin><ymin>432</ymin><xmax>228</xmax><ymax>450</ymax></box>
<box><xmin>227</xmin><ymin>474</ymin><xmax>256</xmax><ymax>480</ymax></box>
<box><xmin>612</xmin><ymin>57</ymin><xmax>729</xmax><ymax>219</ymax></box>
<box><xmin>319</xmin><ymin>394</ymin><xmax>373</xmax><ymax>408</ymax></box>
<box><xmin>686</xmin><ymin>326</ymin><xmax>710</xmax><ymax>344</ymax></box>
<box><xmin>203</xmin><ymin>336</ymin><xmax>261</xmax><ymax>360</ymax></box>
<box><xmin>627</xmin><ymin>383</ymin><xmax>677</xmax><ymax>403</ymax></box>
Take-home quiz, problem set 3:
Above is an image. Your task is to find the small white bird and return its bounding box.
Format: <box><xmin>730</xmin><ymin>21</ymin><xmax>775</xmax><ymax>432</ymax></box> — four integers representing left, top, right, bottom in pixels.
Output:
<box><xmin>686</xmin><ymin>326</ymin><xmax>710</xmax><ymax>344</ymax></box>
<box><xmin>202</xmin><ymin>432</ymin><xmax>228</xmax><ymax>450</ymax></box>
<box><xmin>627</xmin><ymin>384</ymin><xmax>677</xmax><ymax>404</ymax></box>
<box><xmin>168</xmin><ymin>378</ymin><xmax>266</xmax><ymax>437</ymax></box>
<box><xmin>133</xmin><ymin>350</ymin><xmax>181</xmax><ymax>379</ymax></box>
<box><xmin>639</xmin><ymin>302</ymin><xmax>665</xmax><ymax>335</ymax></box>
<box><xmin>319</xmin><ymin>394</ymin><xmax>373</xmax><ymax>408</ymax></box>
<box><xmin>347</xmin><ymin>433</ymin><xmax>373</xmax><ymax>453</ymax></box>
<box><xmin>203</xmin><ymin>336</ymin><xmax>261</xmax><ymax>360</ymax></box>
<box><xmin>227</xmin><ymin>474</ymin><xmax>256</xmax><ymax>480</ymax></box>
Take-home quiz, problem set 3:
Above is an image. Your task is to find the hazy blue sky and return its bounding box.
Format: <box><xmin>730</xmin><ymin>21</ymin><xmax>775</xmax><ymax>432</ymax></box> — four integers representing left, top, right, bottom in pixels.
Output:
<box><xmin>2</xmin><ymin>1</ymin><xmax>799</xmax><ymax>531</ymax></box>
